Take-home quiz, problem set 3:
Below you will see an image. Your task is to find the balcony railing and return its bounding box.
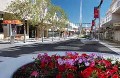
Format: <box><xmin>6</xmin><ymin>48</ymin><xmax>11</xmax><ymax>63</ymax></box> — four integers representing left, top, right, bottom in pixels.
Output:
<box><xmin>111</xmin><ymin>0</ymin><xmax>120</xmax><ymax>13</ymax></box>
<box><xmin>101</xmin><ymin>13</ymin><xmax>112</xmax><ymax>25</ymax></box>
<box><xmin>101</xmin><ymin>0</ymin><xmax>120</xmax><ymax>25</ymax></box>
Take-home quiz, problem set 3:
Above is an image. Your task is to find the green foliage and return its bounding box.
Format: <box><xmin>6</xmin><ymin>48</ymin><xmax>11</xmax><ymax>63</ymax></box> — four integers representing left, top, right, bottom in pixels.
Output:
<box><xmin>6</xmin><ymin>0</ymin><xmax>68</xmax><ymax>33</ymax></box>
<box><xmin>3</xmin><ymin>12</ymin><xmax>19</xmax><ymax>20</ymax></box>
<box><xmin>90</xmin><ymin>71</ymin><xmax>98</xmax><ymax>78</ymax></box>
<box><xmin>6</xmin><ymin>0</ymin><xmax>32</xmax><ymax>20</ymax></box>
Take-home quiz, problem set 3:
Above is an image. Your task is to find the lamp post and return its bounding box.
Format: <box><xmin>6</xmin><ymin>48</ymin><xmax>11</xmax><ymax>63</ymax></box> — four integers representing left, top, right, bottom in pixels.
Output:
<box><xmin>93</xmin><ymin>0</ymin><xmax>103</xmax><ymax>40</ymax></box>
<box><xmin>79</xmin><ymin>0</ymin><xmax>82</xmax><ymax>36</ymax></box>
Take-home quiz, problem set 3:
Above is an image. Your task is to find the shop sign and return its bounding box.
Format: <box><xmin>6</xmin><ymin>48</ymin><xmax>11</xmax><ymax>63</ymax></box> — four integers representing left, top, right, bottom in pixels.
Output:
<box><xmin>113</xmin><ymin>23</ymin><xmax>120</xmax><ymax>26</ymax></box>
<box><xmin>3</xmin><ymin>20</ymin><xmax>22</xmax><ymax>24</ymax></box>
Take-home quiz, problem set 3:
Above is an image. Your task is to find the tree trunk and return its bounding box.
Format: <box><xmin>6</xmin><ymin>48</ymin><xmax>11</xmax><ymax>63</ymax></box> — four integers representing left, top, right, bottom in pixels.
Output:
<box><xmin>59</xmin><ymin>31</ymin><xmax>61</xmax><ymax>40</ymax></box>
<box><xmin>35</xmin><ymin>27</ymin><xmax>39</xmax><ymax>40</ymax></box>
<box><xmin>44</xmin><ymin>29</ymin><xmax>48</xmax><ymax>38</ymax></box>
<box><xmin>52</xmin><ymin>29</ymin><xmax>54</xmax><ymax>41</ymax></box>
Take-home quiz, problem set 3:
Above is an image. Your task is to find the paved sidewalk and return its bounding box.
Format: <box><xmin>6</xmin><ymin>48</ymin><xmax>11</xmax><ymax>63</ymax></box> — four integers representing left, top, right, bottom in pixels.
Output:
<box><xmin>0</xmin><ymin>37</ymin><xmax>120</xmax><ymax>54</ymax></box>
<box><xmin>0</xmin><ymin>36</ymin><xmax>77</xmax><ymax>50</ymax></box>
<box><xmin>99</xmin><ymin>40</ymin><xmax>120</xmax><ymax>54</ymax></box>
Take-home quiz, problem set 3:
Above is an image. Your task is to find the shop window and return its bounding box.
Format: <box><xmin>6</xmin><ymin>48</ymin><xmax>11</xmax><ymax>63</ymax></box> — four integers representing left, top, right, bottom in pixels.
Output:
<box><xmin>0</xmin><ymin>20</ymin><xmax>3</xmax><ymax>33</ymax></box>
<box><xmin>17</xmin><ymin>25</ymin><xmax>24</xmax><ymax>34</ymax></box>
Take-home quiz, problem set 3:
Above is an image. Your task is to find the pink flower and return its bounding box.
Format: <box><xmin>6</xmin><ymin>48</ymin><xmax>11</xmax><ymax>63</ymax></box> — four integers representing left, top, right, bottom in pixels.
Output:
<box><xmin>31</xmin><ymin>71</ymin><xmax>39</xmax><ymax>77</ymax></box>
<box><xmin>90</xmin><ymin>61</ymin><xmax>95</xmax><ymax>67</ymax></box>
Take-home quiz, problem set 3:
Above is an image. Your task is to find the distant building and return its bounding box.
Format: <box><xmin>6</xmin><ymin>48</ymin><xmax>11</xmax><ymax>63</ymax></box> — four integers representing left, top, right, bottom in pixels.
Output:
<box><xmin>0</xmin><ymin>0</ymin><xmax>31</xmax><ymax>41</ymax></box>
<box><xmin>67</xmin><ymin>22</ymin><xmax>79</xmax><ymax>36</ymax></box>
<box><xmin>0</xmin><ymin>0</ymin><xmax>18</xmax><ymax>39</ymax></box>
<box><xmin>82</xmin><ymin>27</ymin><xmax>91</xmax><ymax>35</ymax></box>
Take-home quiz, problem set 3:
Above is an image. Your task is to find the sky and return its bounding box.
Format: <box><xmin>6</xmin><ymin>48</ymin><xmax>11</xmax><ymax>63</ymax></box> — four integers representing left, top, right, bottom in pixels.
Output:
<box><xmin>51</xmin><ymin>0</ymin><xmax>112</xmax><ymax>26</ymax></box>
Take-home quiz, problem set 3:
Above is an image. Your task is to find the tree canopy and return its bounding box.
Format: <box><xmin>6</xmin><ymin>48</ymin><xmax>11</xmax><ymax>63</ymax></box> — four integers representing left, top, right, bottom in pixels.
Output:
<box><xmin>6</xmin><ymin>0</ymin><xmax>68</xmax><ymax>28</ymax></box>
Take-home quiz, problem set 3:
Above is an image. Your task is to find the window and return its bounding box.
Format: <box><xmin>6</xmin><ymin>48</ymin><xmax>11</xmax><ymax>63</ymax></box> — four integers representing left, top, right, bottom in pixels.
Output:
<box><xmin>117</xmin><ymin>1</ymin><xmax>120</xmax><ymax>7</ymax></box>
<box><xmin>17</xmin><ymin>25</ymin><xmax>24</xmax><ymax>34</ymax></box>
<box><xmin>0</xmin><ymin>20</ymin><xmax>3</xmax><ymax>33</ymax></box>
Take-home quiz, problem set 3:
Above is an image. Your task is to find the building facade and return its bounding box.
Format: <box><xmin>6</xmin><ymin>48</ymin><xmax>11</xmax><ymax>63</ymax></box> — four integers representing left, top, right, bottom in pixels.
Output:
<box><xmin>0</xmin><ymin>0</ymin><xmax>13</xmax><ymax>39</ymax></box>
<box><xmin>0</xmin><ymin>1</ymin><xmax>79</xmax><ymax>41</ymax></box>
<box><xmin>100</xmin><ymin>0</ymin><xmax>120</xmax><ymax>42</ymax></box>
<box><xmin>67</xmin><ymin>22</ymin><xmax>79</xmax><ymax>36</ymax></box>
<box><xmin>0</xmin><ymin>0</ymin><xmax>30</xmax><ymax>41</ymax></box>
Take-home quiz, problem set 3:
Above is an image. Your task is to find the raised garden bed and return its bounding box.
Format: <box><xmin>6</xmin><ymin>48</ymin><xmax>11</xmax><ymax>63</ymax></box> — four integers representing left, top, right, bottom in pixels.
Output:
<box><xmin>12</xmin><ymin>52</ymin><xmax>120</xmax><ymax>78</ymax></box>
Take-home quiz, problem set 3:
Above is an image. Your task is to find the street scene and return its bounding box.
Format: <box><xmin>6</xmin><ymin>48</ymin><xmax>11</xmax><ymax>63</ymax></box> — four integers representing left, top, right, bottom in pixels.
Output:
<box><xmin>0</xmin><ymin>0</ymin><xmax>120</xmax><ymax>78</ymax></box>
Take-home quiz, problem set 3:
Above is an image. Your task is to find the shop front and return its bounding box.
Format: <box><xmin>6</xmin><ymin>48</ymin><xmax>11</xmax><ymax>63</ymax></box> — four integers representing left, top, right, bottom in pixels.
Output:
<box><xmin>113</xmin><ymin>23</ymin><xmax>120</xmax><ymax>42</ymax></box>
<box><xmin>2</xmin><ymin>20</ymin><xmax>24</xmax><ymax>42</ymax></box>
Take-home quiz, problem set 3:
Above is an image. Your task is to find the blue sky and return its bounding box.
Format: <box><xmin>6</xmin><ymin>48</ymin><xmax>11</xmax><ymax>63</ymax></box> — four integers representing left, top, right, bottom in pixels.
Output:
<box><xmin>51</xmin><ymin>0</ymin><xmax>112</xmax><ymax>25</ymax></box>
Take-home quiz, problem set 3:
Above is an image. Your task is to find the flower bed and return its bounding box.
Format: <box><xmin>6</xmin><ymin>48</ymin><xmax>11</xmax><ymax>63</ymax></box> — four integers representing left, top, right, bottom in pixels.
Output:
<box><xmin>13</xmin><ymin>52</ymin><xmax>120</xmax><ymax>78</ymax></box>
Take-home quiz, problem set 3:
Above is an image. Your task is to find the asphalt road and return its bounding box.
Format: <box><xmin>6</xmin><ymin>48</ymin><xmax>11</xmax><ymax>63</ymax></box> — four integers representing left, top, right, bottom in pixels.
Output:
<box><xmin>0</xmin><ymin>39</ymin><xmax>118</xmax><ymax>58</ymax></box>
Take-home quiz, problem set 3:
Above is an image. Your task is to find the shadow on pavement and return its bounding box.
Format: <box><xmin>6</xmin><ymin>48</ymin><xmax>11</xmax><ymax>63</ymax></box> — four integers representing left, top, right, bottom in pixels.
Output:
<box><xmin>0</xmin><ymin>39</ymin><xmax>119</xmax><ymax>58</ymax></box>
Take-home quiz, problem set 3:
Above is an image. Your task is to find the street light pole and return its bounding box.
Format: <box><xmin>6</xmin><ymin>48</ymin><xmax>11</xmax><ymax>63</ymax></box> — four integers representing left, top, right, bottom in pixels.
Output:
<box><xmin>24</xmin><ymin>19</ymin><xmax>27</xmax><ymax>43</ymax></box>
<box><xmin>85</xmin><ymin>24</ymin><xmax>87</xmax><ymax>35</ymax></box>
<box><xmin>93</xmin><ymin>0</ymin><xmax>103</xmax><ymax>40</ymax></box>
<box><xmin>79</xmin><ymin>0</ymin><xmax>82</xmax><ymax>36</ymax></box>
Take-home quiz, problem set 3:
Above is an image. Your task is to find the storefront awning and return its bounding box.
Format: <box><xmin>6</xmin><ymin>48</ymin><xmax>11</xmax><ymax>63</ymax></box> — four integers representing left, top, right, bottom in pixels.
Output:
<box><xmin>2</xmin><ymin>20</ymin><xmax>22</xmax><ymax>24</ymax></box>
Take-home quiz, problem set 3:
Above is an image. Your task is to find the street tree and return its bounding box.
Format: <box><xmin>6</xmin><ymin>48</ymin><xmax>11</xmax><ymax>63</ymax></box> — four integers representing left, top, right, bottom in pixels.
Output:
<box><xmin>6</xmin><ymin>0</ymin><xmax>68</xmax><ymax>42</ymax></box>
<box><xmin>48</xmin><ymin>5</ymin><xmax>68</xmax><ymax>39</ymax></box>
